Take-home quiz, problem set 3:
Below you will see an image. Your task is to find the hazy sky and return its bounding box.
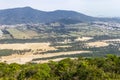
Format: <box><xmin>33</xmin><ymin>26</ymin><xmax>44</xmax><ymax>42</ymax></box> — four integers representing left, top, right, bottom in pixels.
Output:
<box><xmin>0</xmin><ymin>0</ymin><xmax>119</xmax><ymax>17</ymax></box>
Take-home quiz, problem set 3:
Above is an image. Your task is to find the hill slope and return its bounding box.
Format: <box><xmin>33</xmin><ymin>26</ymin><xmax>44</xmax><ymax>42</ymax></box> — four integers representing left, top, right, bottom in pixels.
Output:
<box><xmin>0</xmin><ymin>7</ymin><xmax>97</xmax><ymax>24</ymax></box>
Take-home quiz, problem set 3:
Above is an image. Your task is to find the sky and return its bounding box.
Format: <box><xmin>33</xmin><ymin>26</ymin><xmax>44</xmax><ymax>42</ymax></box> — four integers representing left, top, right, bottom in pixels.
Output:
<box><xmin>0</xmin><ymin>0</ymin><xmax>119</xmax><ymax>17</ymax></box>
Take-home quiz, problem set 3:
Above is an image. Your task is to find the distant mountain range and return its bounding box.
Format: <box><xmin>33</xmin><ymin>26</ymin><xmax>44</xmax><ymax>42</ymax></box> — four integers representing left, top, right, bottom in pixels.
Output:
<box><xmin>0</xmin><ymin>7</ymin><xmax>120</xmax><ymax>25</ymax></box>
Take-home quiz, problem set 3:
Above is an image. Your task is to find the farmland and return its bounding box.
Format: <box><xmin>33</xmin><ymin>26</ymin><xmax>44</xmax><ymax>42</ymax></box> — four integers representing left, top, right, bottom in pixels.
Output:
<box><xmin>0</xmin><ymin>22</ymin><xmax>120</xmax><ymax>64</ymax></box>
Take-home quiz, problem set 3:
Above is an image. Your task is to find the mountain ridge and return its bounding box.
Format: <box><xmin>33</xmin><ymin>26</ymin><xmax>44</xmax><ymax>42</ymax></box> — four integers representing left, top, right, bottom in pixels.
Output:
<box><xmin>0</xmin><ymin>7</ymin><xmax>119</xmax><ymax>25</ymax></box>
<box><xmin>0</xmin><ymin>7</ymin><xmax>97</xmax><ymax>25</ymax></box>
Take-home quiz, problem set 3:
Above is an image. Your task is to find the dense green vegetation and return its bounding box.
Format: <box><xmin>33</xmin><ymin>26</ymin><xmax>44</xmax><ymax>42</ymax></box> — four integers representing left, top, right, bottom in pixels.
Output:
<box><xmin>0</xmin><ymin>55</ymin><xmax>120</xmax><ymax>80</ymax></box>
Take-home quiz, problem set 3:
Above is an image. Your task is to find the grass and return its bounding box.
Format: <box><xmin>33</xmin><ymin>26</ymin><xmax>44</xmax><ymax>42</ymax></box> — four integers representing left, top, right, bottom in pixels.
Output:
<box><xmin>6</xmin><ymin>28</ymin><xmax>39</xmax><ymax>39</ymax></box>
<box><xmin>7</xmin><ymin>28</ymin><xmax>30</xmax><ymax>39</ymax></box>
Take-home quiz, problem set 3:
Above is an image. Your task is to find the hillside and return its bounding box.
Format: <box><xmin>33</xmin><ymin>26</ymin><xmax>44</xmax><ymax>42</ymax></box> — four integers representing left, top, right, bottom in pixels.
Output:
<box><xmin>0</xmin><ymin>7</ymin><xmax>97</xmax><ymax>25</ymax></box>
<box><xmin>0</xmin><ymin>7</ymin><xmax>119</xmax><ymax>65</ymax></box>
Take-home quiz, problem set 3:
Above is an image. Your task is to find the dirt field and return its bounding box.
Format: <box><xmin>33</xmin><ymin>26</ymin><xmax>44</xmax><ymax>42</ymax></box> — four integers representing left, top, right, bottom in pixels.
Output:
<box><xmin>0</xmin><ymin>43</ymin><xmax>55</xmax><ymax>50</ymax></box>
<box><xmin>75</xmin><ymin>37</ymin><xmax>93</xmax><ymax>41</ymax></box>
<box><xmin>0</xmin><ymin>42</ymin><xmax>90</xmax><ymax>64</ymax></box>
<box><xmin>87</xmin><ymin>41</ymin><xmax>109</xmax><ymax>47</ymax></box>
<box><xmin>103</xmin><ymin>39</ymin><xmax>120</xmax><ymax>42</ymax></box>
<box><xmin>0</xmin><ymin>51</ymin><xmax>91</xmax><ymax>64</ymax></box>
<box><xmin>55</xmin><ymin>45</ymin><xmax>71</xmax><ymax>48</ymax></box>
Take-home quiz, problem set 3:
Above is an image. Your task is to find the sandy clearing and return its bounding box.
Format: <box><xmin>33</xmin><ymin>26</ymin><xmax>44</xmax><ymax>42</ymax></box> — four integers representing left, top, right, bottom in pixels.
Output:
<box><xmin>0</xmin><ymin>43</ymin><xmax>55</xmax><ymax>50</ymax></box>
<box><xmin>0</xmin><ymin>51</ymin><xmax>91</xmax><ymax>64</ymax></box>
<box><xmin>55</xmin><ymin>45</ymin><xmax>71</xmax><ymax>48</ymax></box>
<box><xmin>87</xmin><ymin>41</ymin><xmax>109</xmax><ymax>47</ymax></box>
<box><xmin>103</xmin><ymin>39</ymin><xmax>120</xmax><ymax>42</ymax></box>
<box><xmin>75</xmin><ymin>37</ymin><xmax>93</xmax><ymax>41</ymax></box>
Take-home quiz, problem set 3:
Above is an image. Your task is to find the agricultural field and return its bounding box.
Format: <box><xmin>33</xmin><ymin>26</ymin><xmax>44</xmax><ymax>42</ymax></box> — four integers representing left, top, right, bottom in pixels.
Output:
<box><xmin>0</xmin><ymin>36</ymin><xmax>120</xmax><ymax>64</ymax></box>
<box><xmin>6</xmin><ymin>28</ymin><xmax>39</xmax><ymax>39</ymax></box>
<box><xmin>0</xmin><ymin>43</ymin><xmax>55</xmax><ymax>50</ymax></box>
<box><xmin>0</xmin><ymin>22</ymin><xmax>120</xmax><ymax>64</ymax></box>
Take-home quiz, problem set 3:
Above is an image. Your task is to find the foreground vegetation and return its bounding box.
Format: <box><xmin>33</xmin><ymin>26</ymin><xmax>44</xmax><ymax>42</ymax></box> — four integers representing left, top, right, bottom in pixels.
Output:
<box><xmin>0</xmin><ymin>54</ymin><xmax>120</xmax><ymax>80</ymax></box>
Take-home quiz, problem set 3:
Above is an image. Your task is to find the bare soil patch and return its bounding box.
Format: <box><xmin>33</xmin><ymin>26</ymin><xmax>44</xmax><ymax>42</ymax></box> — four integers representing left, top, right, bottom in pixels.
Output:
<box><xmin>103</xmin><ymin>39</ymin><xmax>120</xmax><ymax>42</ymax></box>
<box><xmin>0</xmin><ymin>51</ymin><xmax>91</xmax><ymax>64</ymax></box>
<box><xmin>0</xmin><ymin>43</ymin><xmax>55</xmax><ymax>50</ymax></box>
<box><xmin>87</xmin><ymin>41</ymin><xmax>109</xmax><ymax>47</ymax></box>
<box><xmin>75</xmin><ymin>37</ymin><xmax>93</xmax><ymax>41</ymax></box>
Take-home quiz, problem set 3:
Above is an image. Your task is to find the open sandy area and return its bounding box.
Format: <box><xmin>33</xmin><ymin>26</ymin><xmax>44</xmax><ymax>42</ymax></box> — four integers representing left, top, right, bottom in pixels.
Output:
<box><xmin>87</xmin><ymin>41</ymin><xmax>109</xmax><ymax>47</ymax></box>
<box><xmin>75</xmin><ymin>37</ymin><xmax>93</xmax><ymax>41</ymax></box>
<box><xmin>0</xmin><ymin>51</ymin><xmax>91</xmax><ymax>64</ymax></box>
<box><xmin>103</xmin><ymin>39</ymin><xmax>120</xmax><ymax>42</ymax></box>
<box><xmin>0</xmin><ymin>43</ymin><xmax>55</xmax><ymax>50</ymax></box>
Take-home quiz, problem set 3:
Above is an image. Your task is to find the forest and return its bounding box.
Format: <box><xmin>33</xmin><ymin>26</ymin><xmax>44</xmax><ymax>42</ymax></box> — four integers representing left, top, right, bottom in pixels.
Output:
<box><xmin>0</xmin><ymin>54</ymin><xmax>120</xmax><ymax>80</ymax></box>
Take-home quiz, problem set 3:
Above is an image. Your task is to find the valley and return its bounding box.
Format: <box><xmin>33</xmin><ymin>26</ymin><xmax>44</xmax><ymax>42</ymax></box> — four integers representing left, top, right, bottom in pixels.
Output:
<box><xmin>0</xmin><ymin>22</ymin><xmax>120</xmax><ymax>64</ymax></box>
<box><xmin>0</xmin><ymin>7</ymin><xmax>119</xmax><ymax>64</ymax></box>
<box><xmin>0</xmin><ymin>1</ymin><xmax>120</xmax><ymax>79</ymax></box>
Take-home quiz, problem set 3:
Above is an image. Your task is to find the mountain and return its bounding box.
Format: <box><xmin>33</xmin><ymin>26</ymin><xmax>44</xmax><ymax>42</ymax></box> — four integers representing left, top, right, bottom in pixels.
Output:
<box><xmin>0</xmin><ymin>7</ymin><xmax>97</xmax><ymax>25</ymax></box>
<box><xmin>0</xmin><ymin>7</ymin><xmax>120</xmax><ymax>25</ymax></box>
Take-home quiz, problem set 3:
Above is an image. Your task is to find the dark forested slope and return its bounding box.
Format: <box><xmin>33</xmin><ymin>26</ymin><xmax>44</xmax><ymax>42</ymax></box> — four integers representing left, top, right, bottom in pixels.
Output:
<box><xmin>0</xmin><ymin>7</ymin><xmax>97</xmax><ymax>24</ymax></box>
